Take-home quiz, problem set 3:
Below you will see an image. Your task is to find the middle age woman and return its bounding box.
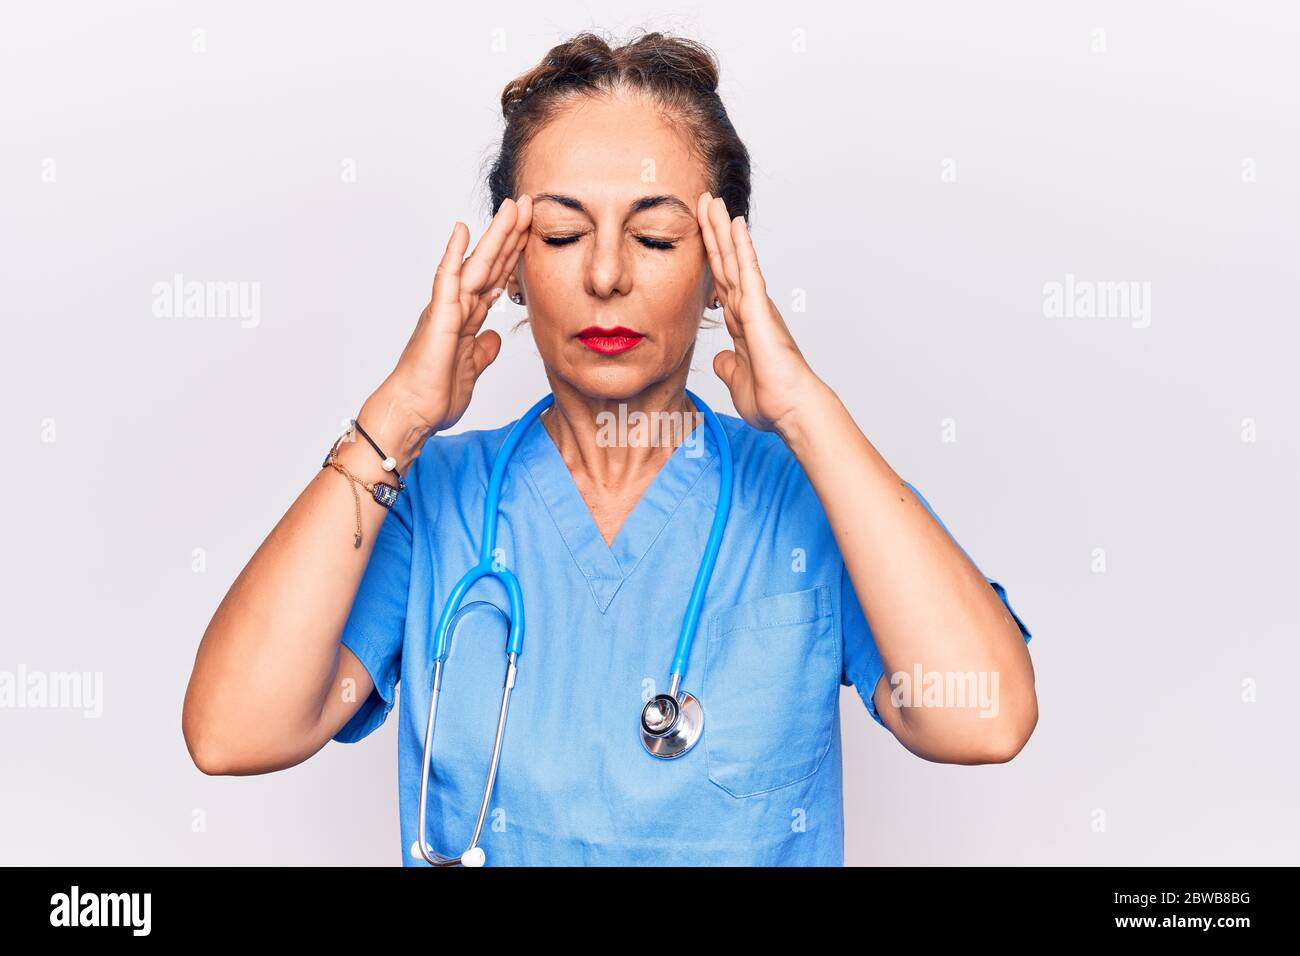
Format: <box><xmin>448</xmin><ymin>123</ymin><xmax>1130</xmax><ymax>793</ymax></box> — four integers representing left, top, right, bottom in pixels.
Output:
<box><xmin>184</xmin><ymin>30</ymin><xmax>1037</xmax><ymax>867</ymax></box>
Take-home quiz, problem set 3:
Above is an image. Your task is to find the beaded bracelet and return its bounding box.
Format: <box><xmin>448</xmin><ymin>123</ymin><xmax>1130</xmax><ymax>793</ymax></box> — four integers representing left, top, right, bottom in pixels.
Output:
<box><xmin>351</xmin><ymin>417</ymin><xmax>405</xmax><ymax>483</ymax></box>
<box><xmin>323</xmin><ymin>428</ymin><xmax>405</xmax><ymax>548</ymax></box>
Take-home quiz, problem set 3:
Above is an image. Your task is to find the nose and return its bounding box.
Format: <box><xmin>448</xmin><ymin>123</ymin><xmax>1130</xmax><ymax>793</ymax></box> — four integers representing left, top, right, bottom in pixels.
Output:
<box><xmin>584</xmin><ymin>228</ymin><xmax>633</xmax><ymax>300</ymax></box>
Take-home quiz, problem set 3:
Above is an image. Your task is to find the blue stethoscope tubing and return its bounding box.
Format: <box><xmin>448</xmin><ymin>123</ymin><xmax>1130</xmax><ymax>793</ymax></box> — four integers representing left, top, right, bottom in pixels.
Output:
<box><xmin>415</xmin><ymin>389</ymin><xmax>733</xmax><ymax>867</ymax></box>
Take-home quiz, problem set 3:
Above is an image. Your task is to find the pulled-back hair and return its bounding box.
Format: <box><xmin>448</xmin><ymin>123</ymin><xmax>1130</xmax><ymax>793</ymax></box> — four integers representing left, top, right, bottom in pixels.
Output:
<box><xmin>484</xmin><ymin>29</ymin><xmax>751</xmax><ymax>225</ymax></box>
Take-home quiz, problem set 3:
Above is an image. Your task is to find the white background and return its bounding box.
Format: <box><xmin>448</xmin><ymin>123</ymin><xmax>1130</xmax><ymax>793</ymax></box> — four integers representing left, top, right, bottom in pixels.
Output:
<box><xmin>1</xmin><ymin>0</ymin><xmax>1296</xmax><ymax>864</ymax></box>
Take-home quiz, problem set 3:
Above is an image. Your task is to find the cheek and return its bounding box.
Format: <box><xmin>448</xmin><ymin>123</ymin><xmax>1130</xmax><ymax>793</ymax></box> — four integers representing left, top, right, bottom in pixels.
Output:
<box><xmin>521</xmin><ymin>254</ymin><xmax>569</xmax><ymax>302</ymax></box>
<box><xmin>660</xmin><ymin>265</ymin><xmax>709</xmax><ymax>318</ymax></box>
<box><xmin>643</xmin><ymin>255</ymin><xmax>705</xmax><ymax>302</ymax></box>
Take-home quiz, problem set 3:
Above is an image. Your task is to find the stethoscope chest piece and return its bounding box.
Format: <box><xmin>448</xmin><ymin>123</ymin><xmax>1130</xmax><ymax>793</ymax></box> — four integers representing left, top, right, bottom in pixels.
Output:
<box><xmin>639</xmin><ymin>691</ymin><xmax>704</xmax><ymax>759</ymax></box>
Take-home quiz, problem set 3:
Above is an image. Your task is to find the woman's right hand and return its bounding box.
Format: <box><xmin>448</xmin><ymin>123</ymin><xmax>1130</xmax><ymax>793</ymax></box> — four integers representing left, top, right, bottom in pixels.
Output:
<box><xmin>366</xmin><ymin>195</ymin><xmax>534</xmax><ymax>465</ymax></box>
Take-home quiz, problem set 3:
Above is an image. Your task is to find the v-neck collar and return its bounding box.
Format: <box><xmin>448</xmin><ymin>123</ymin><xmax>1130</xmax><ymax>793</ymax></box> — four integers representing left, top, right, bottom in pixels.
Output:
<box><xmin>515</xmin><ymin>408</ymin><xmax>720</xmax><ymax>614</ymax></box>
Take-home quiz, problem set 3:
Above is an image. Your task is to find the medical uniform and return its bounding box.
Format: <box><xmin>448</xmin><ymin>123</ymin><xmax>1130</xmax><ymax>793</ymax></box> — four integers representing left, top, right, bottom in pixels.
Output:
<box><xmin>333</xmin><ymin>405</ymin><xmax>1033</xmax><ymax>866</ymax></box>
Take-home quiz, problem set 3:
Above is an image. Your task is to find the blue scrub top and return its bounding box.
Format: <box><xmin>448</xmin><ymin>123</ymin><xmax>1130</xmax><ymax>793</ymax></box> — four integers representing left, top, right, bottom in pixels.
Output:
<box><xmin>332</xmin><ymin>403</ymin><xmax>1033</xmax><ymax>866</ymax></box>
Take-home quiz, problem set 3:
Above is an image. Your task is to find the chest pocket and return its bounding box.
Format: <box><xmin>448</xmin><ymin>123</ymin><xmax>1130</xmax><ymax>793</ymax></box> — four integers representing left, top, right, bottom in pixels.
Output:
<box><xmin>701</xmin><ymin>585</ymin><xmax>839</xmax><ymax>798</ymax></box>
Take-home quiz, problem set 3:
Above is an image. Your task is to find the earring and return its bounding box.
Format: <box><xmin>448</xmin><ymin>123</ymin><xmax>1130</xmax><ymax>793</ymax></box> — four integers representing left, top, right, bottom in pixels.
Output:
<box><xmin>511</xmin><ymin>292</ymin><xmax>524</xmax><ymax>305</ymax></box>
<box><xmin>710</xmin><ymin>298</ymin><xmax>722</xmax><ymax>309</ymax></box>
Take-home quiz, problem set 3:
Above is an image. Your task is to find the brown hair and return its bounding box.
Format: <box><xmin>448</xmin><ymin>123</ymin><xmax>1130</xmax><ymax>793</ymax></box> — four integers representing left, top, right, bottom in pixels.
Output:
<box><xmin>484</xmin><ymin>29</ymin><xmax>752</xmax><ymax>225</ymax></box>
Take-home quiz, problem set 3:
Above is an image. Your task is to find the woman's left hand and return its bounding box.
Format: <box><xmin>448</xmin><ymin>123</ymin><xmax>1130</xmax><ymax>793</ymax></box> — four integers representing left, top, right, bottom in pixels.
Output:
<box><xmin>696</xmin><ymin>192</ymin><xmax>828</xmax><ymax>433</ymax></box>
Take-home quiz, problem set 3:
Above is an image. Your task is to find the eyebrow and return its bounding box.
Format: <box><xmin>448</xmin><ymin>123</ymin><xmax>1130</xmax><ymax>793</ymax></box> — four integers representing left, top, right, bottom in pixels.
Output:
<box><xmin>533</xmin><ymin>192</ymin><xmax>695</xmax><ymax>218</ymax></box>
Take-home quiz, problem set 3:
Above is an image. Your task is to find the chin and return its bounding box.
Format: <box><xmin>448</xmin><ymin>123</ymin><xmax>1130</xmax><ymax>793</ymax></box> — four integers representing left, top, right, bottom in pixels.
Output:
<box><xmin>562</xmin><ymin>364</ymin><xmax>662</xmax><ymax>403</ymax></box>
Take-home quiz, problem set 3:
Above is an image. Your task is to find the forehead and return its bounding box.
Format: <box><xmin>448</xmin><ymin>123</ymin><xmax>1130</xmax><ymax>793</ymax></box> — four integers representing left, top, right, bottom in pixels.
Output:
<box><xmin>515</xmin><ymin>91</ymin><xmax>708</xmax><ymax>207</ymax></box>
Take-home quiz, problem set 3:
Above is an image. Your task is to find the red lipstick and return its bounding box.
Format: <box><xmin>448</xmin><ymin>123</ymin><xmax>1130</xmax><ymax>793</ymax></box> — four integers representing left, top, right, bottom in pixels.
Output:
<box><xmin>576</xmin><ymin>326</ymin><xmax>644</xmax><ymax>355</ymax></box>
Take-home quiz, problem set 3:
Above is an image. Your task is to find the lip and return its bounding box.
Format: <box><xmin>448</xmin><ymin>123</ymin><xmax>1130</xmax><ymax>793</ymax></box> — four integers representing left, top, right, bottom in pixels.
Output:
<box><xmin>576</xmin><ymin>326</ymin><xmax>645</xmax><ymax>355</ymax></box>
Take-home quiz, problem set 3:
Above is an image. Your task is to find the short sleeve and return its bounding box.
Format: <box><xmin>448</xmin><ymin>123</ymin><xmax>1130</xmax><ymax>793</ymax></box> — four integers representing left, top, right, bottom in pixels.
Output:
<box><xmin>331</xmin><ymin>468</ymin><xmax>416</xmax><ymax>744</ymax></box>
<box><xmin>840</xmin><ymin>481</ymin><xmax>1033</xmax><ymax>730</ymax></box>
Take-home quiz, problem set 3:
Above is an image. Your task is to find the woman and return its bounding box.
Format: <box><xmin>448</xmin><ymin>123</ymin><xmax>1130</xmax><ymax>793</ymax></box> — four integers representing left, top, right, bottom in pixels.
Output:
<box><xmin>183</xmin><ymin>30</ymin><xmax>1036</xmax><ymax>866</ymax></box>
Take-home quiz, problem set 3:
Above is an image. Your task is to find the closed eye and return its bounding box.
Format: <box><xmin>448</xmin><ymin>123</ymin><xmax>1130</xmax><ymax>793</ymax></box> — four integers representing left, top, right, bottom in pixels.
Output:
<box><xmin>541</xmin><ymin>235</ymin><xmax>677</xmax><ymax>251</ymax></box>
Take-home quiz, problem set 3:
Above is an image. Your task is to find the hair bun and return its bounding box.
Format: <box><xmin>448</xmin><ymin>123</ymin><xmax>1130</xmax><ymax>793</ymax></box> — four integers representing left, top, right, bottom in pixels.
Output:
<box><xmin>500</xmin><ymin>30</ymin><xmax>721</xmax><ymax>116</ymax></box>
<box><xmin>487</xmin><ymin>29</ymin><xmax>748</xmax><ymax>226</ymax></box>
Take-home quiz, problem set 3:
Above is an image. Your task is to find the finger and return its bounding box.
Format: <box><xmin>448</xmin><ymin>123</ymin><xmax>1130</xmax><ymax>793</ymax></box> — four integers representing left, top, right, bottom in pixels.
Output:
<box><xmin>713</xmin><ymin>348</ymin><xmax>738</xmax><ymax>389</ymax></box>
<box><xmin>460</xmin><ymin>196</ymin><xmax>530</xmax><ymax>331</ymax></box>
<box><xmin>708</xmin><ymin>197</ymin><xmax>741</xmax><ymax>293</ymax></box>
<box><xmin>468</xmin><ymin>285</ymin><xmax>510</xmax><ymax>335</ymax></box>
<box><xmin>699</xmin><ymin>198</ymin><xmax>742</xmax><ymax>343</ymax></box>
<box><xmin>471</xmin><ymin>328</ymin><xmax>503</xmax><ymax>378</ymax></box>
<box><xmin>479</xmin><ymin>194</ymin><xmax>532</xmax><ymax>298</ymax></box>
<box><xmin>465</xmin><ymin>226</ymin><xmax>528</xmax><ymax>336</ymax></box>
<box><xmin>718</xmin><ymin>298</ymin><xmax>744</xmax><ymax>344</ymax></box>
<box><xmin>431</xmin><ymin>221</ymin><xmax>471</xmax><ymax>309</ymax></box>
<box><xmin>460</xmin><ymin>197</ymin><xmax>521</xmax><ymax>295</ymax></box>
<box><xmin>482</xmin><ymin>199</ymin><xmax>532</xmax><ymax>307</ymax></box>
<box><xmin>697</xmin><ymin>192</ymin><xmax>728</xmax><ymax>303</ymax></box>
<box><xmin>730</xmin><ymin>214</ymin><xmax>766</xmax><ymax>302</ymax></box>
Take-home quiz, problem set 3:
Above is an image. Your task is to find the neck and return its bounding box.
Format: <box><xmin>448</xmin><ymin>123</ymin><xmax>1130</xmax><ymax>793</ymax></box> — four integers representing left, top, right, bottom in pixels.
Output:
<box><xmin>540</xmin><ymin>378</ymin><xmax>699</xmax><ymax>490</ymax></box>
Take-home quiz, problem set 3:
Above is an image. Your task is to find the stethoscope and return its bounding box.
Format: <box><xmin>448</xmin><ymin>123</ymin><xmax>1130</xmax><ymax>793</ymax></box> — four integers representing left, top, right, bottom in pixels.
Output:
<box><xmin>415</xmin><ymin>389</ymin><xmax>734</xmax><ymax>867</ymax></box>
